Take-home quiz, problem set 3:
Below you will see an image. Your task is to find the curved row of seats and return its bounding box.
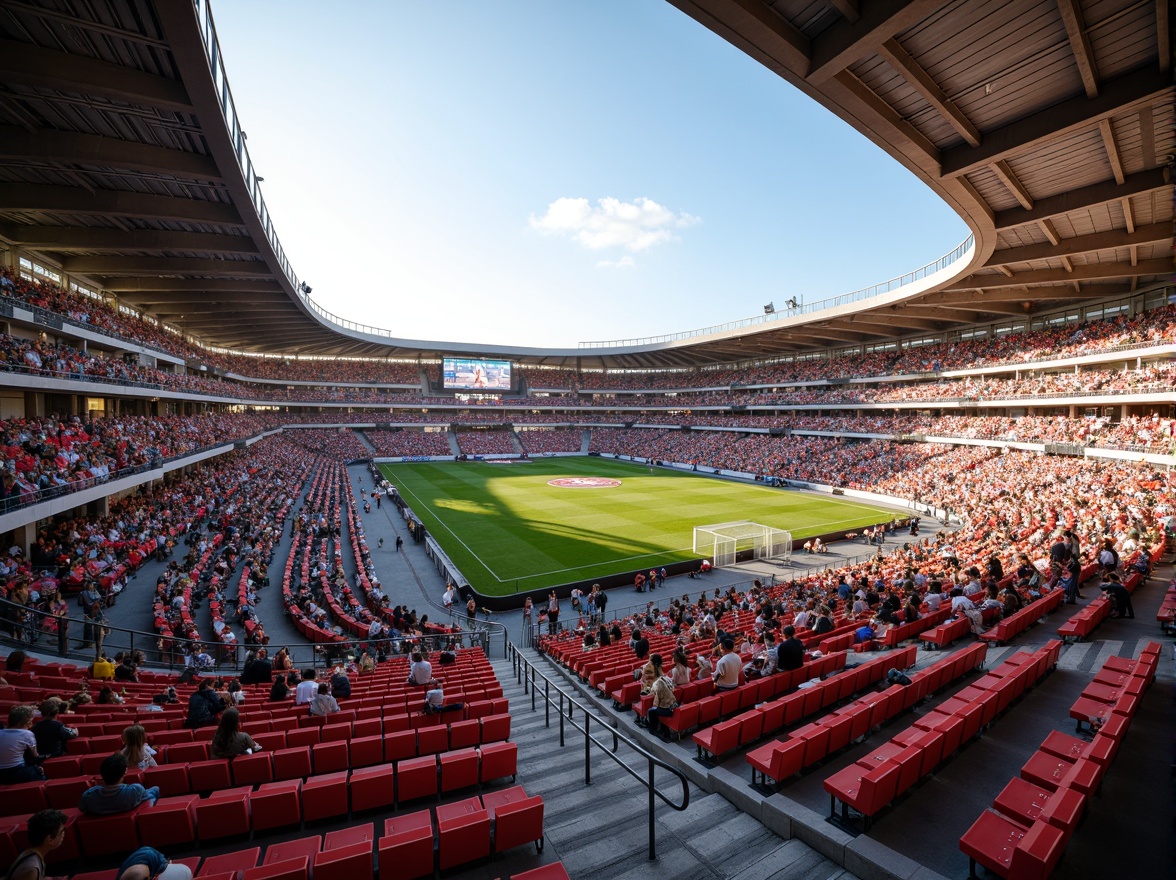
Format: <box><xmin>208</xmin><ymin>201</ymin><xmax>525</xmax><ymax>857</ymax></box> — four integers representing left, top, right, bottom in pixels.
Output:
<box><xmin>688</xmin><ymin>646</ymin><xmax>917</xmax><ymax>764</ymax></box>
<box><xmin>43</xmin><ymin>783</ymin><xmax>542</xmax><ymax>880</ymax></box>
<box><xmin>823</xmin><ymin>640</ymin><xmax>1060</xmax><ymax>830</ymax></box>
<box><xmin>1</xmin><ymin>736</ymin><xmax>518</xmax><ymax>867</ymax></box>
<box><xmin>958</xmin><ymin>641</ymin><xmax>1161</xmax><ymax>880</ymax></box>
<box><xmin>748</xmin><ymin>641</ymin><xmax>987</xmax><ymax>790</ymax></box>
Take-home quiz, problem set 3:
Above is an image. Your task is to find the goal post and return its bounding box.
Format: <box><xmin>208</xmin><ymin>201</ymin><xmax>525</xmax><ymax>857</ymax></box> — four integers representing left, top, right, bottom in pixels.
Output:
<box><xmin>692</xmin><ymin>521</ymin><xmax>792</xmax><ymax>567</ymax></box>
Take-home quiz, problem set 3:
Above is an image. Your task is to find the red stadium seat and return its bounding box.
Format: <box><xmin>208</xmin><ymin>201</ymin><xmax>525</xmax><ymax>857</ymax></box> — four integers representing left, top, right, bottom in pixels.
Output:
<box><xmin>250</xmin><ymin>780</ymin><xmax>303</xmax><ymax>833</ymax></box>
<box><xmin>349</xmin><ymin>764</ymin><xmax>395</xmax><ymax>813</ymax></box>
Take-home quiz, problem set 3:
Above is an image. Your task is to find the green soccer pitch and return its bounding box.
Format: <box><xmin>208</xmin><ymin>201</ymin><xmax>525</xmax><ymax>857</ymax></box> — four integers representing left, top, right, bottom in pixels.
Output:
<box><xmin>378</xmin><ymin>457</ymin><xmax>896</xmax><ymax>596</ymax></box>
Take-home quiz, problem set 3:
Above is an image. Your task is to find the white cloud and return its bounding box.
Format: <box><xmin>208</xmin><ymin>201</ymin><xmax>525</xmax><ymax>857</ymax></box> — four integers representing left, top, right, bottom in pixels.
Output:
<box><xmin>530</xmin><ymin>196</ymin><xmax>699</xmax><ymax>254</ymax></box>
<box><xmin>597</xmin><ymin>255</ymin><xmax>636</xmax><ymax>269</ymax></box>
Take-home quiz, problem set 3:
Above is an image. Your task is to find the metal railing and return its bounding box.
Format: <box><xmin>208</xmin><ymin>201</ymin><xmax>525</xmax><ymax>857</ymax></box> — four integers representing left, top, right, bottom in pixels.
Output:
<box><xmin>0</xmin><ymin>596</ymin><xmax>492</xmax><ymax>673</ymax></box>
<box><xmin>580</xmin><ymin>235</ymin><xmax>975</xmax><ymax>348</ymax></box>
<box><xmin>506</xmin><ymin>640</ymin><xmax>690</xmax><ymax>860</ymax></box>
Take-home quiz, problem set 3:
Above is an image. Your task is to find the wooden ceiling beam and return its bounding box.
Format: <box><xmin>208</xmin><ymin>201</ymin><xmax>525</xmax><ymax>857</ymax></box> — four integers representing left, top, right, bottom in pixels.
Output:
<box><xmin>826</xmin><ymin>0</ymin><xmax>860</xmax><ymax>24</ymax></box>
<box><xmin>1160</xmin><ymin>0</ymin><xmax>1171</xmax><ymax>73</ymax></box>
<box><xmin>0</xmin><ymin>126</ymin><xmax>221</xmax><ymax>181</ymax></box>
<box><xmin>994</xmin><ymin>166</ymin><xmax>1170</xmax><ymax>229</ymax></box>
<box><xmin>942</xmin><ymin>258</ymin><xmax>1170</xmax><ymax>290</ymax></box>
<box><xmin>806</xmin><ymin>0</ymin><xmax>951</xmax><ymax>83</ymax></box>
<box><xmin>100</xmin><ymin>277</ymin><xmax>282</xmax><ymax>294</ymax></box>
<box><xmin>1038</xmin><ymin>218</ymin><xmax>1062</xmax><ymax>245</ymax></box>
<box><xmin>62</xmin><ymin>256</ymin><xmax>270</xmax><ymax>277</ymax></box>
<box><xmin>1098</xmin><ymin>118</ymin><xmax>1125</xmax><ymax>184</ymax></box>
<box><xmin>831</xmin><ymin>69</ymin><xmax>940</xmax><ymax>164</ymax></box>
<box><xmin>0</xmin><ymin>226</ymin><xmax>258</xmax><ymax>255</ymax></box>
<box><xmin>0</xmin><ymin>39</ymin><xmax>192</xmax><ymax>111</ymax></box>
<box><xmin>0</xmin><ymin>183</ymin><xmax>243</xmax><ymax>226</ymax></box>
<box><xmin>940</xmin><ymin>65</ymin><xmax>1171</xmax><ymax>178</ymax></box>
<box><xmin>1056</xmin><ymin>0</ymin><xmax>1099</xmax><ymax>98</ymax></box>
<box><xmin>668</xmin><ymin>0</ymin><xmax>811</xmax><ymax>76</ymax></box>
<box><xmin>986</xmin><ymin>222</ymin><xmax>1170</xmax><ymax>265</ymax></box>
<box><xmin>992</xmin><ymin>160</ymin><xmax>1034</xmax><ymax>209</ymax></box>
<box><xmin>878</xmin><ymin>38</ymin><xmax>981</xmax><ymax>146</ymax></box>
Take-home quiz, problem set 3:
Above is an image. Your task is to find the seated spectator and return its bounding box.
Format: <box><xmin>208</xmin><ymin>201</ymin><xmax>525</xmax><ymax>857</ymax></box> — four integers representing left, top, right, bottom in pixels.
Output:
<box><xmin>1100</xmin><ymin>572</ymin><xmax>1134</xmax><ymax>619</ymax></box>
<box><xmin>5</xmin><ymin>650</ymin><xmax>27</xmax><ymax>673</ymax></box>
<box><xmin>96</xmin><ymin>685</ymin><xmax>123</xmax><ymax>705</ymax></box>
<box><xmin>712</xmin><ymin>638</ymin><xmax>740</xmax><ymax>690</ymax></box>
<box><xmin>121</xmin><ymin>724</ymin><xmax>157</xmax><ymax>771</ymax></box>
<box><xmin>406</xmin><ymin>651</ymin><xmax>432</xmax><ymax>687</ymax></box>
<box><xmin>79</xmin><ymin>753</ymin><xmax>159</xmax><ymax>813</ymax></box>
<box><xmin>239</xmin><ymin>648</ymin><xmax>273</xmax><ymax>685</ymax></box>
<box><xmin>0</xmin><ymin>705</ymin><xmax>46</xmax><ymax>784</ymax></box>
<box><xmin>91</xmin><ymin>653</ymin><xmax>115</xmax><ymax>680</ymax></box>
<box><xmin>329</xmin><ymin>667</ymin><xmax>351</xmax><ymax>699</ymax></box>
<box><xmin>358</xmin><ymin>650</ymin><xmax>375</xmax><ymax>674</ymax></box>
<box><xmin>117</xmin><ymin>845</ymin><xmax>193</xmax><ymax>880</ymax></box>
<box><xmin>7</xmin><ymin>809</ymin><xmax>67</xmax><ymax>880</ymax></box>
<box><xmin>210</xmin><ymin>707</ymin><xmax>259</xmax><ymax>758</ymax></box>
<box><xmin>423</xmin><ymin>680</ymin><xmax>463</xmax><ymax>715</ymax></box>
<box><xmin>269</xmin><ymin>676</ymin><xmax>290</xmax><ymax>701</ymax></box>
<box><xmin>632</xmin><ymin>628</ymin><xmax>650</xmax><ymax>661</ymax></box>
<box><xmin>31</xmin><ymin>698</ymin><xmax>76</xmax><ymax>758</ymax></box>
<box><xmin>185</xmin><ymin>679</ymin><xmax>224</xmax><ymax>729</ymax></box>
<box><xmin>777</xmin><ymin>625</ymin><xmax>805</xmax><ymax>671</ymax></box>
<box><xmin>295</xmin><ymin>668</ymin><xmax>318</xmax><ymax>704</ymax></box>
<box><xmin>113</xmin><ymin>655</ymin><xmax>138</xmax><ymax>683</ymax></box>
<box><xmin>308</xmin><ymin>682</ymin><xmax>339</xmax><ymax>717</ymax></box>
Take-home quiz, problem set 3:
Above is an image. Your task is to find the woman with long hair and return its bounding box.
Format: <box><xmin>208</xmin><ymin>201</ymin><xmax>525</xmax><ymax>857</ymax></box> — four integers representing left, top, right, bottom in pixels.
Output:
<box><xmin>209</xmin><ymin>707</ymin><xmax>259</xmax><ymax>759</ymax></box>
<box><xmin>669</xmin><ymin>648</ymin><xmax>691</xmax><ymax>688</ymax></box>
<box><xmin>120</xmin><ymin>724</ymin><xmax>157</xmax><ymax>770</ymax></box>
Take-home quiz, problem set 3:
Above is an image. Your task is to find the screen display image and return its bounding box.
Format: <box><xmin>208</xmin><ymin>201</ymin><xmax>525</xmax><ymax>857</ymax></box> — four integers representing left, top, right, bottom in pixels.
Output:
<box><xmin>443</xmin><ymin>357</ymin><xmax>512</xmax><ymax>391</ymax></box>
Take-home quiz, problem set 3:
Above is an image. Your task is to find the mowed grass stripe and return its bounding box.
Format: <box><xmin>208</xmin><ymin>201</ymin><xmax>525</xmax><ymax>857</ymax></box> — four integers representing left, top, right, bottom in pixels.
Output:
<box><xmin>379</xmin><ymin>458</ymin><xmax>894</xmax><ymax>594</ymax></box>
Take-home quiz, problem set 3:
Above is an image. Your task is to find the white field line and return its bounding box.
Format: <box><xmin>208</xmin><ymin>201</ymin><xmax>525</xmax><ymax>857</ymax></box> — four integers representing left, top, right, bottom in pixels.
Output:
<box><xmin>386</xmin><ymin>464</ymin><xmax>891</xmax><ymax>585</ymax></box>
<box><xmin>388</xmin><ymin>475</ymin><xmax>507</xmax><ymax>582</ymax></box>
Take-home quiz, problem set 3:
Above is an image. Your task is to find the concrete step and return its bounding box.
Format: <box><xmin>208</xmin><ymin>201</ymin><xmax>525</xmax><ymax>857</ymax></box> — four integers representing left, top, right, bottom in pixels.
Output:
<box><xmin>490</xmin><ymin>652</ymin><xmax>861</xmax><ymax>880</ymax></box>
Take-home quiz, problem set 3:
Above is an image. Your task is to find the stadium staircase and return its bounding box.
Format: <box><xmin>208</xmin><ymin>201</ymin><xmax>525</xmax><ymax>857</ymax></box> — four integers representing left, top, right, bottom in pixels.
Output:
<box><xmin>497</xmin><ymin>653</ymin><xmax>861</xmax><ymax>879</ymax></box>
<box><xmin>353</xmin><ymin>430</ymin><xmax>378</xmax><ymax>454</ymax></box>
<box><xmin>446</xmin><ymin>430</ymin><xmax>461</xmax><ymax>456</ymax></box>
<box><xmin>508</xmin><ymin>430</ymin><xmax>525</xmax><ymax>455</ymax></box>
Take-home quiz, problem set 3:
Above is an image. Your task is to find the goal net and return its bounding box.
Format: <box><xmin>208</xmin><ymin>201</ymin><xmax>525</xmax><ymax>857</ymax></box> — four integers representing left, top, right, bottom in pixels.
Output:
<box><xmin>692</xmin><ymin>521</ymin><xmax>792</xmax><ymax>567</ymax></box>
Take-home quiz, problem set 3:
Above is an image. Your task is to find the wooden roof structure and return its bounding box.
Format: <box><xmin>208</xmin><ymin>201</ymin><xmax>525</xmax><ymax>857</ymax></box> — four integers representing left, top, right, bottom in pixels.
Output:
<box><xmin>0</xmin><ymin>0</ymin><xmax>1170</xmax><ymax>367</ymax></box>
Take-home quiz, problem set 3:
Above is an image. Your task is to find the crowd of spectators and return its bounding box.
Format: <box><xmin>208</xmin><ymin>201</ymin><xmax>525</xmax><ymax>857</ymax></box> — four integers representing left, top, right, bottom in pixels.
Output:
<box><xmin>517</xmin><ymin>429</ymin><xmax>583</xmax><ymax>454</ymax></box>
<box><xmin>282</xmin><ymin>429</ymin><xmax>371</xmax><ymax>462</ymax></box>
<box><xmin>218</xmin><ymin>355</ymin><xmax>424</xmax><ymax>385</ymax></box>
<box><xmin>454</xmin><ymin>430</ymin><xmax>517</xmax><ymax>455</ymax></box>
<box><xmin>5</xmin><ymin>269</ymin><xmax>1174</xmax><ymax>411</ymax></box>
<box><xmin>364</xmin><ymin>429</ymin><xmax>453</xmax><ymax>457</ymax></box>
<box><xmin>0</xmin><ymin>413</ymin><xmax>274</xmax><ymax>507</ymax></box>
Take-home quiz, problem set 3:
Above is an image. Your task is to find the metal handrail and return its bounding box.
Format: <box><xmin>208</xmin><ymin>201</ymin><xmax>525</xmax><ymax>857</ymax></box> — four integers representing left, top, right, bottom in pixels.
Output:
<box><xmin>0</xmin><ymin>596</ymin><xmax>489</xmax><ymax>673</ymax></box>
<box><xmin>506</xmin><ymin>640</ymin><xmax>690</xmax><ymax>860</ymax></box>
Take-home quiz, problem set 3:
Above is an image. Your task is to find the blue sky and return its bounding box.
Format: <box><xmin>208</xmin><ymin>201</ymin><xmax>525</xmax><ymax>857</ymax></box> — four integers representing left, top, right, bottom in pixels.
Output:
<box><xmin>212</xmin><ymin>1</ymin><xmax>969</xmax><ymax>349</ymax></box>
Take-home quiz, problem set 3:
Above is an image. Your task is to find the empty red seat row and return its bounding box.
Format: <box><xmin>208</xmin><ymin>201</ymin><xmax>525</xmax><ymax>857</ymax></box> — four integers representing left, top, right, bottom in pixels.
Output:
<box><xmin>823</xmin><ymin>641</ymin><xmax>1058</xmax><ymax>828</ymax></box>
<box><xmin>956</xmin><ymin>641</ymin><xmax>1163</xmax><ymax>880</ymax></box>
<box><xmin>750</xmin><ymin>640</ymin><xmax>989</xmax><ymax>789</ymax></box>
<box><xmin>1068</xmin><ymin>641</ymin><xmax>1161</xmax><ymax>733</ymax></box>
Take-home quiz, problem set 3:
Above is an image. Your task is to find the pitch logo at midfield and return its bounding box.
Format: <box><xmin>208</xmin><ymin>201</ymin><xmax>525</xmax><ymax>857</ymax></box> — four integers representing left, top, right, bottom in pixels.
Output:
<box><xmin>547</xmin><ymin>477</ymin><xmax>622</xmax><ymax>488</ymax></box>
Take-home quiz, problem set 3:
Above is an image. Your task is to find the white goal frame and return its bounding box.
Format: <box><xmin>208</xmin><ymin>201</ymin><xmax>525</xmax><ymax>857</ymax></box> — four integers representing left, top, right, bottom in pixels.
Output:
<box><xmin>692</xmin><ymin>521</ymin><xmax>792</xmax><ymax>567</ymax></box>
